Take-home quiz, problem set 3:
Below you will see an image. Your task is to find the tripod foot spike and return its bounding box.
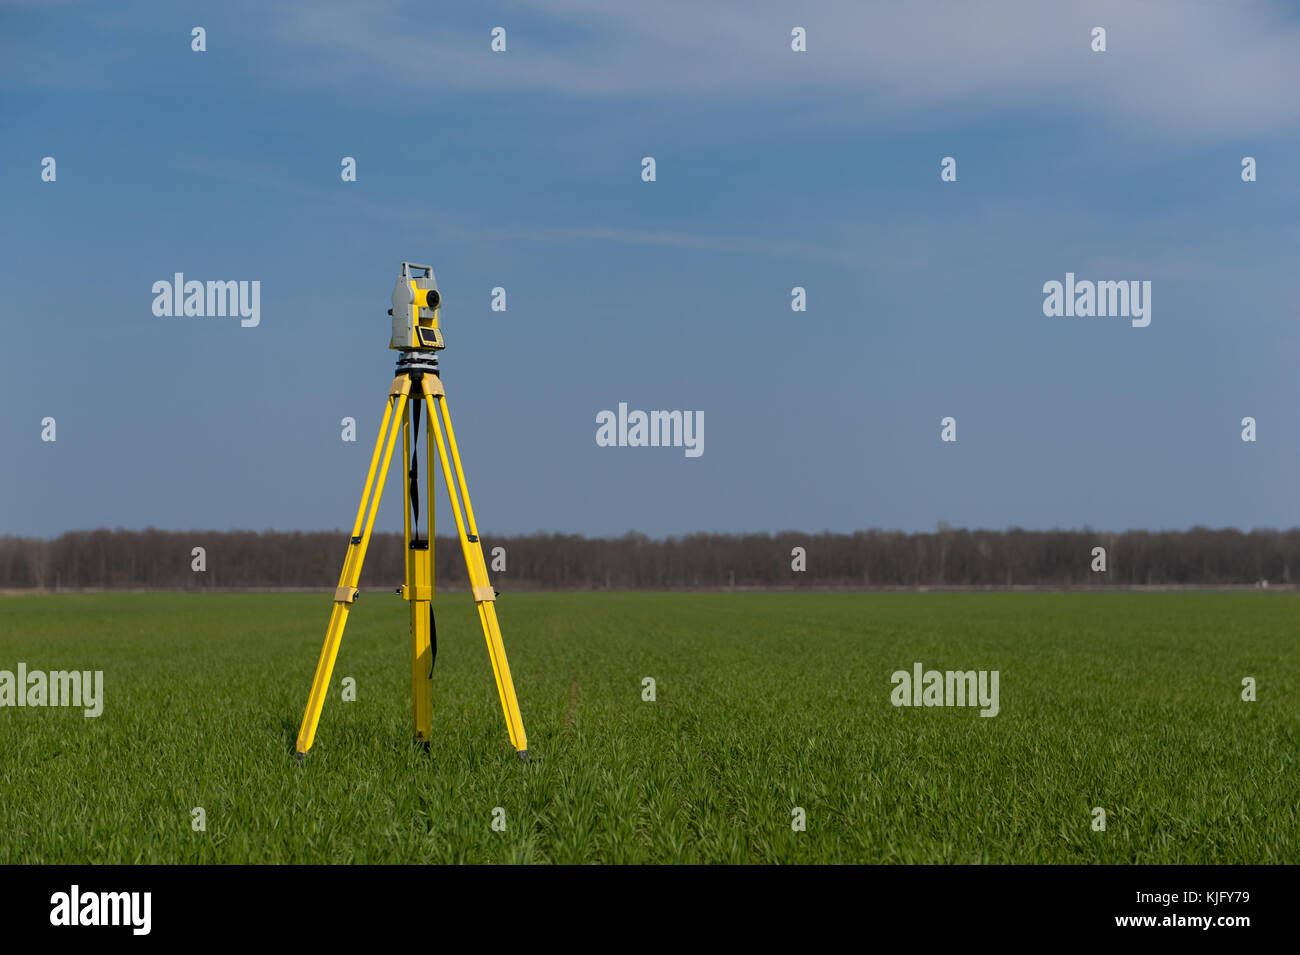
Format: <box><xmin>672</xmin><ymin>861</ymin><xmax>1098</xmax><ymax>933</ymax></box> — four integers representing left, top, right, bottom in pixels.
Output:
<box><xmin>295</xmin><ymin>751</ymin><xmax>307</xmax><ymax>764</ymax></box>
<box><xmin>518</xmin><ymin>750</ymin><xmax>531</xmax><ymax>763</ymax></box>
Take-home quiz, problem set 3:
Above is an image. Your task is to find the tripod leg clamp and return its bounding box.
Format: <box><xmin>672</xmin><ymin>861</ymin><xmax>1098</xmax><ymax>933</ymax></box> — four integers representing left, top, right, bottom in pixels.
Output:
<box><xmin>471</xmin><ymin>585</ymin><xmax>496</xmax><ymax>602</ymax></box>
<box><xmin>334</xmin><ymin>586</ymin><xmax>359</xmax><ymax>604</ymax></box>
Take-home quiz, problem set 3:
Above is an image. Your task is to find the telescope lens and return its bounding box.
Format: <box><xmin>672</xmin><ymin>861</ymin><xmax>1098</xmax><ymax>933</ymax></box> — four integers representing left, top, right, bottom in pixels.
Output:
<box><xmin>425</xmin><ymin>290</ymin><xmax>440</xmax><ymax>309</ymax></box>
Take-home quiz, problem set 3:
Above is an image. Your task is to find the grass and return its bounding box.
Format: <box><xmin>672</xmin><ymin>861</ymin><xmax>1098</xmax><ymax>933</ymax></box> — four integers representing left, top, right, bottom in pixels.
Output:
<box><xmin>0</xmin><ymin>591</ymin><xmax>1296</xmax><ymax>864</ymax></box>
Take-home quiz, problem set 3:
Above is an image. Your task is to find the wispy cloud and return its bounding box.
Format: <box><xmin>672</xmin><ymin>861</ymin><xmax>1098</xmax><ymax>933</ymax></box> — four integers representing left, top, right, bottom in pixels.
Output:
<box><xmin>10</xmin><ymin>1</ymin><xmax>1297</xmax><ymax>142</ymax></box>
<box><xmin>265</xmin><ymin>0</ymin><xmax>1300</xmax><ymax>140</ymax></box>
<box><xmin>170</xmin><ymin>148</ymin><xmax>1300</xmax><ymax>293</ymax></box>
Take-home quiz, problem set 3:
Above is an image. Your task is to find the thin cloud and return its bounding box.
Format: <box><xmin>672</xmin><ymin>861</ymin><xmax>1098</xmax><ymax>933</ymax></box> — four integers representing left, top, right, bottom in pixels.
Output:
<box><xmin>266</xmin><ymin>0</ymin><xmax>1300</xmax><ymax>140</ymax></box>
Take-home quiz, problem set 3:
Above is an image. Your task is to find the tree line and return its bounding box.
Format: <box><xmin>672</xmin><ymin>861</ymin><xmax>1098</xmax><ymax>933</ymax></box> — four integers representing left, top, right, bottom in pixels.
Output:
<box><xmin>1</xmin><ymin>526</ymin><xmax>1297</xmax><ymax>590</ymax></box>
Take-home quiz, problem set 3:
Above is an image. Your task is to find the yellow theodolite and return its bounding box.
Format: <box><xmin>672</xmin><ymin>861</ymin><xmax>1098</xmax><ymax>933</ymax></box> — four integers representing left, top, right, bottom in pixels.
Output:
<box><xmin>294</xmin><ymin>263</ymin><xmax>529</xmax><ymax>762</ymax></box>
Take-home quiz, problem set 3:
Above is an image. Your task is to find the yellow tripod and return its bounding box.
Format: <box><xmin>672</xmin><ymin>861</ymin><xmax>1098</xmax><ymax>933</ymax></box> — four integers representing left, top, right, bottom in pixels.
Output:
<box><xmin>295</xmin><ymin>263</ymin><xmax>529</xmax><ymax>762</ymax></box>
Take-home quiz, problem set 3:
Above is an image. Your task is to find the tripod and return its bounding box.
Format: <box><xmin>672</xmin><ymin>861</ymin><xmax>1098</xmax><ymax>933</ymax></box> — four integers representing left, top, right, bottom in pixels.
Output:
<box><xmin>294</xmin><ymin>265</ymin><xmax>528</xmax><ymax>762</ymax></box>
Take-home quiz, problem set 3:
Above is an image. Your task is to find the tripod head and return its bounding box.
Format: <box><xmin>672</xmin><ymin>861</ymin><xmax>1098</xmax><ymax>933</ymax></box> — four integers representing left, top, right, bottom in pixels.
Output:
<box><xmin>389</xmin><ymin>263</ymin><xmax>443</xmax><ymax>352</ymax></box>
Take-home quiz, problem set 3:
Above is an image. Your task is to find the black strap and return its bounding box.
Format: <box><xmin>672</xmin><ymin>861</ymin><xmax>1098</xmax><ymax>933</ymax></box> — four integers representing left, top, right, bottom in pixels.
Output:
<box><xmin>429</xmin><ymin>605</ymin><xmax>437</xmax><ymax>678</ymax></box>
<box><xmin>410</xmin><ymin>398</ymin><xmax>436</xmax><ymax>679</ymax></box>
<box><xmin>409</xmin><ymin>399</ymin><xmax>421</xmax><ymax>527</ymax></box>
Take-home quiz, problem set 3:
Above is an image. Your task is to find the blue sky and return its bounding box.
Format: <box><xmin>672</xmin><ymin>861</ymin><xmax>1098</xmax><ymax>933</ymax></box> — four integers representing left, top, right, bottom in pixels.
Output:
<box><xmin>3</xmin><ymin>0</ymin><xmax>1299</xmax><ymax>538</ymax></box>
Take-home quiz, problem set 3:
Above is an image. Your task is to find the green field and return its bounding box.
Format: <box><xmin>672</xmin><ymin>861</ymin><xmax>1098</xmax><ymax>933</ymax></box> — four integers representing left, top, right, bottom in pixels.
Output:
<box><xmin>0</xmin><ymin>592</ymin><xmax>1296</xmax><ymax>864</ymax></box>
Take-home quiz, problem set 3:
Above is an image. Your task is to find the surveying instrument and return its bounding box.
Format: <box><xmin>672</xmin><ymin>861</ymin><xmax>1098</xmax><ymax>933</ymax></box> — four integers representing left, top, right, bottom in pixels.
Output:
<box><xmin>294</xmin><ymin>263</ymin><xmax>529</xmax><ymax>762</ymax></box>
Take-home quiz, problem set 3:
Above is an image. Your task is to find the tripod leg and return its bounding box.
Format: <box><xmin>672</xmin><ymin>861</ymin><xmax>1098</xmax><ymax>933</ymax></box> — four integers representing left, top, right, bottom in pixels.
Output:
<box><xmin>295</xmin><ymin>383</ymin><xmax>410</xmax><ymax>758</ymax></box>
<box><xmin>420</xmin><ymin>375</ymin><xmax>530</xmax><ymax>759</ymax></box>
